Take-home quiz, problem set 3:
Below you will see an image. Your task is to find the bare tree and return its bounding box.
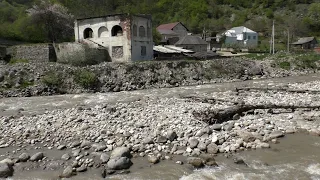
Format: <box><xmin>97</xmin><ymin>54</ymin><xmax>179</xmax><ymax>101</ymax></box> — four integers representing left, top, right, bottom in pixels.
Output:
<box><xmin>27</xmin><ymin>0</ymin><xmax>74</xmax><ymax>42</ymax></box>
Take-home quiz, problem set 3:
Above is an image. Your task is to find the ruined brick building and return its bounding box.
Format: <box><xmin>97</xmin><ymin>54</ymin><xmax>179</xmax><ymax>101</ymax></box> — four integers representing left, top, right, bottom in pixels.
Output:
<box><xmin>74</xmin><ymin>14</ymin><xmax>153</xmax><ymax>62</ymax></box>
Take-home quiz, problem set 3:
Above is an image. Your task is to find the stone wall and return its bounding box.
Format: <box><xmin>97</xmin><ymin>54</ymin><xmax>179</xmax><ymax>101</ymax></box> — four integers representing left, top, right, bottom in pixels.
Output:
<box><xmin>9</xmin><ymin>44</ymin><xmax>56</xmax><ymax>62</ymax></box>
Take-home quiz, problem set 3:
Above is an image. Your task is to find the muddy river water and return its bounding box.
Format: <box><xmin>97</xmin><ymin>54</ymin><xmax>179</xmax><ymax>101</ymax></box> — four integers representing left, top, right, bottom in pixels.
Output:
<box><xmin>1</xmin><ymin>73</ymin><xmax>320</xmax><ymax>180</ymax></box>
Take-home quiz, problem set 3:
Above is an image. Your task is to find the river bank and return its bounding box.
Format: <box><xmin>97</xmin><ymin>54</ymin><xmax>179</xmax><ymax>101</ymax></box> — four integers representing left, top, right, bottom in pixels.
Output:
<box><xmin>0</xmin><ymin>76</ymin><xmax>320</xmax><ymax>179</ymax></box>
<box><xmin>0</xmin><ymin>57</ymin><xmax>318</xmax><ymax>98</ymax></box>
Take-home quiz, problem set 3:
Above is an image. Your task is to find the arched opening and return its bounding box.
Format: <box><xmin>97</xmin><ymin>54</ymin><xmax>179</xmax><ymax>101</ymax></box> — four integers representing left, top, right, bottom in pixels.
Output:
<box><xmin>139</xmin><ymin>26</ymin><xmax>145</xmax><ymax>37</ymax></box>
<box><xmin>84</xmin><ymin>28</ymin><xmax>93</xmax><ymax>39</ymax></box>
<box><xmin>133</xmin><ymin>24</ymin><xmax>137</xmax><ymax>37</ymax></box>
<box><xmin>111</xmin><ymin>25</ymin><xmax>123</xmax><ymax>36</ymax></box>
<box><xmin>98</xmin><ymin>26</ymin><xmax>108</xmax><ymax>37</ymax></box>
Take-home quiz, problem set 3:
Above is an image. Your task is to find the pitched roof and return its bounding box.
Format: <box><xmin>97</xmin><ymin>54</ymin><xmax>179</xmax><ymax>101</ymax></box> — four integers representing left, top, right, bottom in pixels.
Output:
<box><xmin>157</xmin><ymin>22</ymin><xmax>189</xmax><ymax>31</ymax></box>
<box><xmin>292</xmin><ymin>37</ymin><xmax>317</xmax><ymax>45</ymax></box>
<box><xmin>157</xmin><ymin>29</ymin><xmax>178</xmax><ymax>35</ymax></box>
<box><xmin>175</xmin><ymin>35</ymin><xmax>207</xmax><ymax>45</ymax></box>
<box><xmin>224</xmin><ymin>26</ymin><xmax>257</xmax><ymax>37</ymax></box>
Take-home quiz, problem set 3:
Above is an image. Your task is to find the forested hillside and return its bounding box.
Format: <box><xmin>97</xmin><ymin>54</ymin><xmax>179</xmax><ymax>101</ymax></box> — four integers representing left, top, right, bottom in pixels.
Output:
<box><xmin>1</xmin><ymin>0</ymin><xmax>320</xmax><ymax>47</ymax></box>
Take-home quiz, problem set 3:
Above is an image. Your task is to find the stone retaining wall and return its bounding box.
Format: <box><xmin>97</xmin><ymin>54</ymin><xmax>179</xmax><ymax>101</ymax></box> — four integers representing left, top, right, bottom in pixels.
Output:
<box><xmin>9</xmin><ymin>44</ymin><xmax>56</xmax><ymax>62</ymax></box>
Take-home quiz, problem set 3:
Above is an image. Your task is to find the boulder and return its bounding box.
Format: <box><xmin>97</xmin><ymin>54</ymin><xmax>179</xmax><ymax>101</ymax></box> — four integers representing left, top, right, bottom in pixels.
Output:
<box><xmin>188</xmin><ymin>138</ymin><xmax>199</xmax><ymax>149</ymax></box>
<box><xmin>107</xmin><ymin>157</ymin><xmax>133</xmax><ymax>170</ymax></box>
<box><xmin>30</xmin><ymin>152</ymin><xmax>44</xmax><ymax>161</ymax></box>
<box><xmin>156</xmin><ymin>136</ymin><xmax>167</xmax><ymax>143</ymax></box>
<box><xmin>76</xmin><ymin>165</ymin><xmax>87</xmax><ymax>172</ymax></box>
<box><xmin>100</xmin><ymin>153</ymin><xmax>110</xmax><ymax>164</ymax></box>
<box><xmin>167</xmin><ymin>130</ymin><xmax>178</xmax><ymax>141</ymax></box>
<box><xmin>211</xmin><ymin>124</ymin><xmax>222</xmax><ymax>131</ymax></box>
<box><xmin>60</xmin><ymin>166</ymin><xmax>76</xmax><ymax>178</ymax></box>
<box><xmin>18</xmin><ymin>153</ymin><xmax>30</xmax><ymax>162</ymax></box>
<box><xmin>61</xmin><ymin>153</ymin><xmax>71</xmax><ymax>161</ymax></box>
<box><xmin>0</xmin><ymin>159</ymin><xmax>14</xmax><ymax>166</ymax></box>
<box><xmin>110</xmin><ymin>147</ymin><xmax>131</xmax><ymax>159</ymax></box>
<box><xmin>0</xmin><ymin>163</ymin><xmax>14</xmax><ymax>178</ymax></box>
<box><xmin>148</xmin><ymin>156</ymin><xmax>159</xmax><ymax>164</ymax></box>
<box><xmin>187</xmin><ymin>157</ymin><xmax>204</xmax><ymax>168</ymax></box>
<box><xmin>57</xmin><ymin>145</ymin><xmax>66</xmax><ymax>150</ymax></box>
<box><xmin>207</xmin><ymin>143</ymin><xmax>219</xmax><ymax>154</ymax></box>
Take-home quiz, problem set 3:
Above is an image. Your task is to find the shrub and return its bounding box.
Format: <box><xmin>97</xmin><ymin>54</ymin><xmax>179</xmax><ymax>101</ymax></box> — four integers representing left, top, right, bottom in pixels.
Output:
<box><xmin>42</xmin><ymin>71</ymin><xmax>62</xmax><ymax>87</ymax></box>
<box><xmin>73</xmin><ymin>69</ymin><xmax>99</xmax><ymax>89</ymax></box>
<box><xmin>278</xmin><ymin>61</ymin><xmax>291</xmax><ymax>70</ymax></box>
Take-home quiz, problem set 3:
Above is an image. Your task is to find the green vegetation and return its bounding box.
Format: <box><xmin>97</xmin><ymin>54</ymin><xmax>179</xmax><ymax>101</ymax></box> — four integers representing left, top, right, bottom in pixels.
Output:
<box><xmin>73</xmin><ymin>69</ymin><xmax>99</xmax><ymax>89</ymax></box>
<box><xmin>278</xmin><ymin>61</ymin><xmax>291</xmax><ymax>70</ymax></box>
<box><xmin>294</xmin><ymin>53</ymin><xmax>320</xmax><ymax>69</ymax></box>
<box><xmin>19</xmin><ymin>80</ymin><xmax>34</xmax><ymax>88</ymax></box>
<box><xmin>1</xmin><ymin>0</ymin><xmax>320</xmax><ymax>44</ymax></box>
<box><xmin>245</xmin><ymin>53</ymin><xmax>270</xmax><ymax>60</ymax></box>
<box><xmin>8</xmin><ymin>58</ymin><xmax>28</xmax><ymax>64</ymax></box>
<box><xmin>41</xmin><ymin>71</ymin><xmax>62</xmax><ymax>88</ymax></box>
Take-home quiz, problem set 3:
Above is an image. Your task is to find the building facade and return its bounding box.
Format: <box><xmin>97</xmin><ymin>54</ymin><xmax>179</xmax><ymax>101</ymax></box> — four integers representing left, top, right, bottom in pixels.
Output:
<box><xmin>223</xmin><ymin>26</ymin><xmax>258</xmax><ymax>48</ymax></box>
<box><xmin>175</xmin><ymin>35</ymin><xmax>207</xmax><ymax>52</ymax></box>
<box><xmin>74</xmin><ymin>14</ymin><xmax>153</xmax><ymax>62</ymax></box>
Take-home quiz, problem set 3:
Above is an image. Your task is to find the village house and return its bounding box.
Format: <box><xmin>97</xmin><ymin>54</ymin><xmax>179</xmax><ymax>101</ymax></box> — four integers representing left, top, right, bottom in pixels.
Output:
<box><xmin>223</xmin><ymin>26</ymin><xmax>258</xmax><ymax>48</ymax></box>
<box><xmin>291</xmin><ymin>37</ymin><xmax>318</xmax><ymax>49</ymax></box>
<box><xmin>156</xmin><ymin>22</ymin><xmax>189</xmax><ymax>45</ymax></box>
<box><xmin>74</xmin><ymin>14</ymin><xmax>153</xmax><ymax>62</ymax></box>
<box><xmin>175</xmin><ymin>35</ymin><xmax>207</xmax><ymax>52</ymax></box>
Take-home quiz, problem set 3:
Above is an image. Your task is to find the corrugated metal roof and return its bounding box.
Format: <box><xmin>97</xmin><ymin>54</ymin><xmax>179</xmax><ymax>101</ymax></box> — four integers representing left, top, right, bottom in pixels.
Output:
<box><xmin>153</xmin><ymin>46</ymin><xmax>180</xmax><ymax>53</ymax></box>
<box><xmin>175</xmin><ymin>35</ymin><xmax>207</xmax><ymax>45</ymax></box>
<box><xmin>165</xmin><ymin>45</ymin><xmax>194</xmax><ymax>53</ymax></box>
<box><xmin>292</xmin><ymin>37</ymin><xmax>317</xmax><ymax>45</ymax></box>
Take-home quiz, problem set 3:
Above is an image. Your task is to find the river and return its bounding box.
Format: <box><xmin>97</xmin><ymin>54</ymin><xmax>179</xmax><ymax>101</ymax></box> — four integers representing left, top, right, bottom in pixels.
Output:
<box><xmin>1</xmin><ymin>73</ymin><xmax>320</xmax><ymax>180</ymax></box>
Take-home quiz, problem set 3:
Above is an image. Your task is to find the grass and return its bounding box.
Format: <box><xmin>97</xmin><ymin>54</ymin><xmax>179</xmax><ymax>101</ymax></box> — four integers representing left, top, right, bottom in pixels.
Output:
<box><xmin>245</xmin><ymin>53</ymin><xmax>270</xmax><ymax>60</ymax></box>
<box><xmin>293</xmin><ymin>53</ymin><xmax>320</xmax><ymax>69</ymax></box>
<box><xmin>9</xmin><ymin>58</ymin><xmax>29</xmax><ymax>64</ymax></box>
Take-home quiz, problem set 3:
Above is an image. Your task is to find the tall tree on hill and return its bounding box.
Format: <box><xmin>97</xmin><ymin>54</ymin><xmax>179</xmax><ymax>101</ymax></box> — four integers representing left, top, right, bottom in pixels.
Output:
<box><xmin>27</xmin><ymin>0</ymin><xmax>74</xmax><ymax>42</ymax></box>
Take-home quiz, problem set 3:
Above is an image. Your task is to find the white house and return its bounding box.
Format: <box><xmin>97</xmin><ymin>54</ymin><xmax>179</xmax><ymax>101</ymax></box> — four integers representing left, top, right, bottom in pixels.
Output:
<box><xmin>74</xmin><ymin>14</ymin><xmax>153</xmax><ymax>62</ymax></box>
<box><xmin>223</xmin><ymin>26</ymin><xmax>258</xmax><ymax>48</ymax></box>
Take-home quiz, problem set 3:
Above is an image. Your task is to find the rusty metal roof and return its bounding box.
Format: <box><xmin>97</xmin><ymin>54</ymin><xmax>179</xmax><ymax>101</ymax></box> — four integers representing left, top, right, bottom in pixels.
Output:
<box><xmin>156</xmin><ymin>22</ymin><xmax>189</xmax><ymax>31</ymax></box>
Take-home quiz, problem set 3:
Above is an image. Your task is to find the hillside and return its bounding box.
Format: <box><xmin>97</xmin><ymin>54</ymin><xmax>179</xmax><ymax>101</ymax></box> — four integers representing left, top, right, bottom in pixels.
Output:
<box><xmin>0</xmin><ymin>0</ymin><xmax>319</xmax><ymax>49</ymax></box>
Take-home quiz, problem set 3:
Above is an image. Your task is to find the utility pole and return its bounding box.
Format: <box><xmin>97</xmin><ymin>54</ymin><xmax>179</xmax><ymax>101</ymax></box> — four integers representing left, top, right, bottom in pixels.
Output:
<box><xmin>272</xmin><ymin>20</ymin><xmax>275</xmax><ymax>54</ymax></box>
<box><xmin>287</xmin><ymin>29</ymin><xmax>290</xmax><ymax>53</ymax></box>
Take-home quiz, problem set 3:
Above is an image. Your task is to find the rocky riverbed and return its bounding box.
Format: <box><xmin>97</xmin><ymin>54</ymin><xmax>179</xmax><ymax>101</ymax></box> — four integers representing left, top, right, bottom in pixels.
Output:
<box><xmin>0</xmin><ymin>76</ymin><xmax>320</xmax><ymax>179</ymax></box>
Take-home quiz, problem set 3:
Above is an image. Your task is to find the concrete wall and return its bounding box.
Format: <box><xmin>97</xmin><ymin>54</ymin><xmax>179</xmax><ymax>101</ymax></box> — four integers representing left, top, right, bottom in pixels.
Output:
<box><xmin>173</xmin><ymin>23</ymin><xmax>188</xmax><ymax>37</ymax></box>
<box><xmin>225</xmin><ymin>32</ymin><xmax>258</xmax><ymax>48</ymax></box>
<box><xmin>54</xmin><ymin>42</ymin><xmax>110</xmax><ymax>65</ymax></box>
<box><xmin>74</xmin><ymin>14</ymin><xmax>153</xmax><ymax>62</ymax></box>
<box><xmin>131</xmin><ymin>16</ymin><xmax>153</xmax><ymax>61</ymax></box>
<box><xmin>75</xmin><ymin>15</ymin><xmax>132</xmax><ymax>62</ymax></box>
<box><xmin>9</xmin><ymin>44</ymin><xmax>56</xmax><ymax>62</ymax></box>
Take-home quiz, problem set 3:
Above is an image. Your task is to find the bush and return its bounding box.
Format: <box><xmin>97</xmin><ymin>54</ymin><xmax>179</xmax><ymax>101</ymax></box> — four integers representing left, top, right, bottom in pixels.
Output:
<box><xmin>73</xmin><ymin>69</ymin><xmax>99</xmax><ymax>89</ymax></box>
<box><xmin>42</xmin><ymin>71</ymin><xmax>62</xmax><ymax>87</ymax></box>
<box><xmin>278</xmin><ymin>61</ymin><xmax>291</xmax><ymax>70</ymax></box>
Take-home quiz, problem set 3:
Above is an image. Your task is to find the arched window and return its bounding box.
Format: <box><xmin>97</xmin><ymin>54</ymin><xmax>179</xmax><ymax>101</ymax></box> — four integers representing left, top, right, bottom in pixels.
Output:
<box><xmin>98</xmin><ymin>26</ymin><xmax>108</xmax><ymax>37</ymax></box>
<box><xmin>133</xmin><ymin>24</ymin><xmax>137</xmax><ymax>37</ymax></box>
<box><xmin>84</xmin><ymin>28</ymin><xmax>93</xmax><ymax>39</ymax></box>
<box><xmin>111</xmin><ymin>25</ymin><xmax>123</xmax><ymax>36</ymax></box>
<box><xmin>139</xmin><ymin>26</ymin><xmax>145</xmax><ymax>37</ymax></box>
